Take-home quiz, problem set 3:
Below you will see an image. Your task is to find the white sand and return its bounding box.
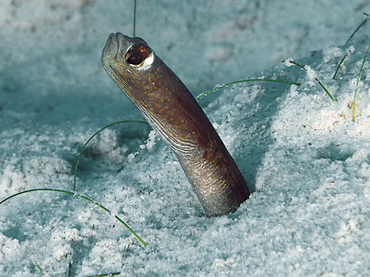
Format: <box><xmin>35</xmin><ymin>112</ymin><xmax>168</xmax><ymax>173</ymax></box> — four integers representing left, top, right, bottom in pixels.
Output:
<box><xmin>1</xmin><ymin>0</ymin><xmax>370</xmax><ymax>276</ymax></box>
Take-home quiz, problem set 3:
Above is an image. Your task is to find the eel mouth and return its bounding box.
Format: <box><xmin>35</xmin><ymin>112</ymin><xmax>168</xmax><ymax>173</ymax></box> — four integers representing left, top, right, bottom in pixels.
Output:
<box><xmin>101</xmin><ymin>33</ymin><xmax>119</xmax><ymax>67</ymax></box>
<box><xmin>102</xmin><ymin>33</ymin><xmax>154</xmax><ymax>71</ymax></box>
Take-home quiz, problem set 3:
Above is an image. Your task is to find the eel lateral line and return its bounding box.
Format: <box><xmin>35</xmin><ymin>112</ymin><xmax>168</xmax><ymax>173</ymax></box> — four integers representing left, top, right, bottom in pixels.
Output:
<box><xmin>101</xmin><ymin>33</ymin><xmax>250</xmax><ymax>216</ymax></box>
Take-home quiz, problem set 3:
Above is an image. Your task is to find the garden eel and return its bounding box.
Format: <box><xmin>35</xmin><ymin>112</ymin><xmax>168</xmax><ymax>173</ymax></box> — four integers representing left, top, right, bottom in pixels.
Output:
<box><xmin>101</xmin><ymin>33</ymin><xmax>250</xmax><ymax>216</ymax></box>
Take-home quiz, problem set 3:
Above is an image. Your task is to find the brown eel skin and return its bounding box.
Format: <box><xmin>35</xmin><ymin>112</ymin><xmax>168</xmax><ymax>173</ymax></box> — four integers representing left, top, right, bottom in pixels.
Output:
<box><xmin>101</xmin><ymin>33</ymin><xmax>250</xmax><ymax>216</ymax></box>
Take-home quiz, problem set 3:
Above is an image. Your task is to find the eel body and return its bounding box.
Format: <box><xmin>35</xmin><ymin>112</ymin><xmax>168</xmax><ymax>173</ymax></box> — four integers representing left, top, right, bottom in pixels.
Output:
<box><xmin>101</xmin><ymin>33</ymin><xmax>250</xmax><ymax>216</ymax></box>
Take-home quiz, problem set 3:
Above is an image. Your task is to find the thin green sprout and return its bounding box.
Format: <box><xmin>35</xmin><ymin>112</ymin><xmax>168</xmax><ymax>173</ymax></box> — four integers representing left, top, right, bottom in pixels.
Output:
<box><xmin>87</xmin><ymin>273</ymin><xmax>121</xmax><ymax>277</ymax></box>
<box><xmin>353</xmin><ymin>43</ymin><xmax>370</xmax><ymax>122</ymax></box>
<box><xmin>0</xmin><ymin>188</ymin><xmax>147</xmax><ymax>246</ymax></box>
<box><xmin>196</xmin><ymin>78</ymin><xmax>301</xmax><ymax>101</ymax></box>
<box><xmin>346</xmin><ymin>12</ymin><xmax>369</xmax><ymax>45</ymax></box>
<box><xmin>133</xmin><ymin>0</ymin><xmax>137</xmax><ymax>37</ymax></box>
<box><xmin>333</xmin><ymin>53</ymin><xmax>349</xmax><ymax>80</ymax></box>
<box><xmin>334</xmin><ymin>12</ymin><xmax>369</xmax><ymax>79</ymax></box>
<box><xmin>32</xmin><ymin>258</ymin><xmax>44</xmax><ymax>276</ymax></box>
<box><xmin>73</xmin><ymin>120</ymin><xmax>147</xmax><ymax>190</ymax></box>
<box><xmin>289</xmin><ymin>60</ymin><xmax>336</xmax><ymax>102</ymax></box>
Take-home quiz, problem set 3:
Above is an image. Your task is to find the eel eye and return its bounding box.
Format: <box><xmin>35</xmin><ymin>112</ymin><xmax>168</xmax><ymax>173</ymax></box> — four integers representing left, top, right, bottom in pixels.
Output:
<box><xmin>125</xmin><ymin>44</ymin><xmax>154</xmax><ymax>67</ymax></box>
